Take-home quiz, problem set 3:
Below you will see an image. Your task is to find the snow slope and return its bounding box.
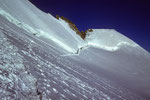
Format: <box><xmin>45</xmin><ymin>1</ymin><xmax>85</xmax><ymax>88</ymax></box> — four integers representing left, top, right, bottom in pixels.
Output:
<box><xmin>0</xmin><ymin>0</ymin><xmax>150</xmax><ymax>100</ymax></box>
<box><xmin>85</xmin><ymin>29</ymin><xmax>139</xmax><ymax>51</ymax></box>
<box><xmin>0</xmin><ymin>0</ymin><xmax>149</xmax><ymax>54</ymax></box>
<box><xmin>0</xmin><ymin>0</ymin><xmax>85</xmax><ymax>53</ymax></box>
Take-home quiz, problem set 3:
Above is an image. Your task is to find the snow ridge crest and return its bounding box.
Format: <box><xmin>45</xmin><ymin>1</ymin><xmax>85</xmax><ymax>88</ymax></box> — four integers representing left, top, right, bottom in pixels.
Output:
<box><xmin>84</xmin><ymin>29</ymin><xmax>139</xmax><ymax>51</ymax></box>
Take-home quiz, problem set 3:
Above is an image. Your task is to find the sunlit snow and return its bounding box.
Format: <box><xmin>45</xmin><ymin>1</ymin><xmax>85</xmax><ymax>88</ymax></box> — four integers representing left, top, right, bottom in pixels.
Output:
<box><xmin>85</xmin><ymin>29</ymin><xmax>139</xmax><ymax>51</ymax></box>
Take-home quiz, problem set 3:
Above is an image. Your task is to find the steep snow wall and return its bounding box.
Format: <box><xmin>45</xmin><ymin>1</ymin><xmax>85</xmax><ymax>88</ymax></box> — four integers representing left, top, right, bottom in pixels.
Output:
<box><xmin>0</xmin><ymin>0</ymin><xmax>85</xmax><ymax>53</ymax></box>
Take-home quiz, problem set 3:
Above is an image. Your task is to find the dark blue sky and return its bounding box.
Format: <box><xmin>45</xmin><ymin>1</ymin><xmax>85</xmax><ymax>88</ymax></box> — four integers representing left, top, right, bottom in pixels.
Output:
<box><xmin>30</xmin><ymin>0</ymin><xmax>150</xmax><ymax>52</ymax></box>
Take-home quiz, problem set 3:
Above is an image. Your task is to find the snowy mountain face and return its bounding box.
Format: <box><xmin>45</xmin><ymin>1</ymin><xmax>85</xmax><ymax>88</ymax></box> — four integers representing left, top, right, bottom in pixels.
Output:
<box><xmin>0</xmin><ymin>0</ymin><xmax>85</xmax><ymax>53</ymax></box>
<box><xmin>0</xmin><ymin>0</ymin><xmax>150</xmax><ymax>100</ymax></box>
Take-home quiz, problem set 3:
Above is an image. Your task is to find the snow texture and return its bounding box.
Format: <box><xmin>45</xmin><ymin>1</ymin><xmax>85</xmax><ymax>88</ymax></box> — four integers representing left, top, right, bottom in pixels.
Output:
<box><xmin>0</xmin><ymin>0</ymin><xmax>150</xmax><ymax>100</ymax></box>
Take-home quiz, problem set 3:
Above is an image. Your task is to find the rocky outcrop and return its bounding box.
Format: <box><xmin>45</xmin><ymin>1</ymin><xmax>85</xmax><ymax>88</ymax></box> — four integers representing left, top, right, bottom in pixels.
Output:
<box><xmin>56</xmin><ymin>15</ymin><xmax>93</xmax><ymax>39</ymax></box>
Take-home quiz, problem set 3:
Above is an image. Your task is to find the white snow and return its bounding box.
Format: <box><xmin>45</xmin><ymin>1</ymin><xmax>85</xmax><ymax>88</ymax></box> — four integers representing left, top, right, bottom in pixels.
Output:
<box><xmin>0</xmin><ymin>0</ymin><xmax>145</xmax><ymax>53</ymax></box>
<box><xmin>0</xmin><ymin>0</ymin><xmax>85</xmax><ymax>53</ymax></box>
<box><xmin>85</xmin><ymin>29</ymin><xmax>139</xmax><ymax>51</ymax></box>
<box><xmin>0</xmin><ymin>8</ymin><xmax>37</xmax><ymax>34</ymax></box>
<box><xmin>58</xmin><ymin>18</ymin><xmax>83</xmax><ymax>44</ymax></box>
<box><xmin>0</xmin><ymin>8</ymin><xmax>77</xmax><ymax>53</ymax></box>
<box><xmin>0</xmin><ymin>0</ymin><xmax>150</xmax><ymax>99</ymax></box>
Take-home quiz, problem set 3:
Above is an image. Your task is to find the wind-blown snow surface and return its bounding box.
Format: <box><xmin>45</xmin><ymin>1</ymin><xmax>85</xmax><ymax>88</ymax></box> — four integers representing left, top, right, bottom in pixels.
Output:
<box><xmin>0</xmin><ymin>0</ymin><xmax>150</xmax><ymax>100</ymax></box>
